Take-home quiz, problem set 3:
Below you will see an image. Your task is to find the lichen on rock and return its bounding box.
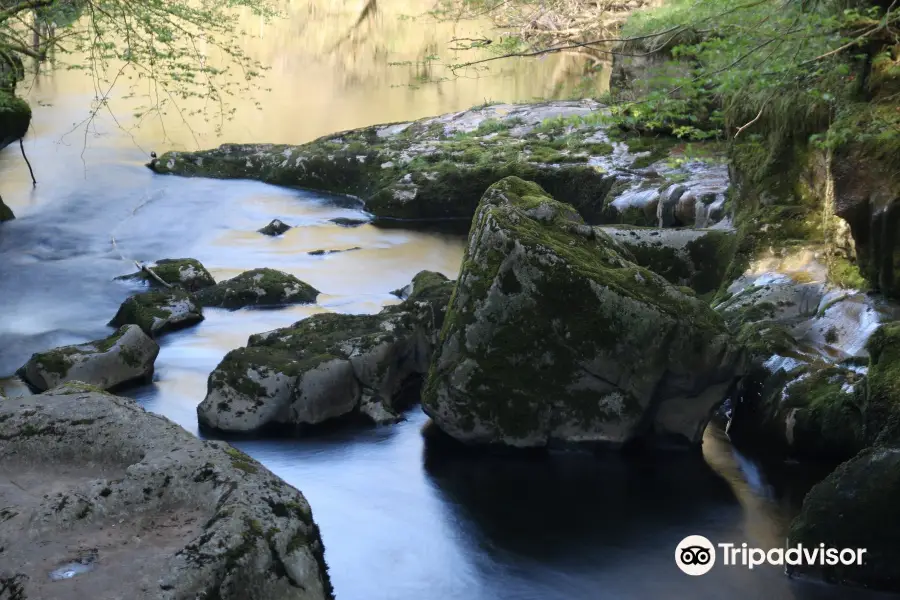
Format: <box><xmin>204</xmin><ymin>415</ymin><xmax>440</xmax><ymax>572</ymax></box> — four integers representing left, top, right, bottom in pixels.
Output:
<box><xmin>151</xmin><ymin>101</ymin><xmax>730</xmax><ymax>228</ymax></box>
<box><xmin>109</xmin><ymin>289</ymin><xmax>205</xmax><ymax>337</ymax></box>
<box><xmin>197</xmin><ymin>271</ymin><xmax>454</xmax><ymax>433</ymax></box>
<box><xmin>18</xmin><ymin>325</ymin><xmax>159</xmax><ymax>392</ymax></box>
<box><xmin>421</xmin><ymin>176</ymin><xmax>743</xmax><ymax>449</ymax></box>
<box><xmin>194</xmin><ymin>268</ymin><xmax>319</xmax><ymax>309</ymax></box>
<box><xmin>0</xmin><ymin>387</ymin><xmax>334</xmax><ymax>600</ymax></box>
<box><xmin>116</xmin><ymin>258</ymin><xmax>216</xmax><ymax>292</ymax></box>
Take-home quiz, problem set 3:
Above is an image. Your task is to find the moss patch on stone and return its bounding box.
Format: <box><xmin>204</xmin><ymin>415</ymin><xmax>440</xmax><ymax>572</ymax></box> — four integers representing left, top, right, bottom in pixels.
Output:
<box><xmin>195</xmin><ymin>268</ymin><xmax>319</xmax><ymax>309</ymax></box>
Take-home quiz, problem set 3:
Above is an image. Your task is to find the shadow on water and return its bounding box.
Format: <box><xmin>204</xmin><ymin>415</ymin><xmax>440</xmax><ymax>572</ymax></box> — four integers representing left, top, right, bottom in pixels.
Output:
<box><xmin>420</xmin><ymin>422</ymin><xmax>899</xmax><ymax>600</ymax></box>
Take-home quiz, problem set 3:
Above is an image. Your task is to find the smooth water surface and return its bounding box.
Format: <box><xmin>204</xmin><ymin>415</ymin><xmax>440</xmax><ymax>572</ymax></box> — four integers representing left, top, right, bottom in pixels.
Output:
<box><xmin>0</xmin><ymin>2</ymin><xmax>895</xmax><ymax>599</ymax></box>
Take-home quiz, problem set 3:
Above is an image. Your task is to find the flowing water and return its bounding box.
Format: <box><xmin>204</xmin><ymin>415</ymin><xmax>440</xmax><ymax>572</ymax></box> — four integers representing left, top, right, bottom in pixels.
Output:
<box><xmin>0</xmin><ymin>2</ymin><xmax>895</xmax><ymax>598</ymax></box>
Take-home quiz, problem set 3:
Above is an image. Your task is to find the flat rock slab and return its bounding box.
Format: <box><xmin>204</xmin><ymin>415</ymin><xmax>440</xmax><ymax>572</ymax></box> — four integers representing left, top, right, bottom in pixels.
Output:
<box><xmin>152</xmin><ymin>101</ymin><xmax>730</xmax><ymax>227</ymax></box>
<box><xmin>0</xmin><ymin>383</ymin><xmax>333</xmax><ymax>600</ymax></box>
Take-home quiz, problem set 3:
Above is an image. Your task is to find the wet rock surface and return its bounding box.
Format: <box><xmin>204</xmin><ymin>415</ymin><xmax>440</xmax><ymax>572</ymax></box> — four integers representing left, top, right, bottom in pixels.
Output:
<box><xmin>601</xmin><ymin>226</ymin><xmax>736</xmax><ymax>295</ymax></box>
<box><xmin>17</xmin><ymin>325</ymin><xmax>158</xmax><ymax>392</ymax></box>
<box><xmin>152</xmin><ymin>101</ymin><xmax>730</xmax><ymax>227</ymax></box>
<box><xmin>194</xmin><ymin>268</ymin><xmax>319</xmax><ymax>309</ymax></box>
<box><xmin>109</xmin><ymin>290</ymin><xmax>205</xmax><ymax>337</ymax></box>
<box><xmin>259</xmin><ymin>219</ymin><xmax>293</xmax><ymax>236</ymax></box>
<box><xmin>421</xmin><ymin>177</ymin><xmax>744</xmax><ymax>449</ymax></box>
<box><xmin>115</xmin><ymin>258</ymin><xmax>216</xmax><ymax>292</ymax></box>
<box><xmin>198</xmin><ymin>271</ymin><xmax>453</xmax><ymax>433</ymax></box>
<box><xmin>0</xmin><ymin>384</ymin><xmax>333</xmax><ymax>600</ymax></box>
<box><xmin>719</xmin><ymin>251</ymin><xmax>900</xmax><ymax>459</ymax></box>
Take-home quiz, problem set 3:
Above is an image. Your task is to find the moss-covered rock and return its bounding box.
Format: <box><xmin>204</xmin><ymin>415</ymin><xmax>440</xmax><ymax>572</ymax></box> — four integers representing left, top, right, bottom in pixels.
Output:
<box><xmin>109</xmin><ymin>289</ymin><xmax>204</xmax><ymax>337</ymax></box>
<box><xmin>601</xmin><ymin>227</ymin><xmax>736</xmax><ymax>296</ymax></box>
<box><xmin>152</xmin><ymin>101</ymin><xmax>730</xmax><ymax>227</ymax></box>
<box><xmin>787</xmin><ymin>446</ymin><xmax>900</xmax><ymax>591</ymax></box>
<box><xmin>863</xmin><ymin>322</ymin><xmax>900</xmax><ymax>446</ymax></box>
<box><xmin>727</xmin><ymin>359</ymin><xmax>865</xmax><ymax>460</ymax></box>
<box><xmin>18</xmin><ymin>325</ymin><xmax>159</xmax><ymax>392</ymax></box>
<box><xmin>116</xmin><ymin>258</ymin><xmax>216</xmax><ymax>292</ymax></box>
<box><xmin>198</xmin><ymin>271</ymin><xmax>455</xmax><ymax>433</ymax></box>
<box><xmin>194</xmin><ymin>268</ymin><xmax>319</xmax><ymax>309</ymax></box>
<box><xmin>421</xmin><ymin>176</ymin><xmax>744</xmax><ymax>449</ymax></box>
<box><xmin>0</xmin><ymin>195</ymin><xmax>13</xmax><ymax>222</ymax></box>
<box><xmin>258</xmin><ymin>219</ymin><xmax>292</xmax><ymax>236</ymax></box>
<box><xmin>0</xmin><ymin>91</ymin><xmax>30</xmax><ymax>151</ymax></box>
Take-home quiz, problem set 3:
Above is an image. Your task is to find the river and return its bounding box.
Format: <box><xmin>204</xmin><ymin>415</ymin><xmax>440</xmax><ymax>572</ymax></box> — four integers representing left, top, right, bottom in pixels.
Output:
<box><xmin>0</xmin><ymin>1</ymin><xmax>894</xmax><ymax>599</ymax></box>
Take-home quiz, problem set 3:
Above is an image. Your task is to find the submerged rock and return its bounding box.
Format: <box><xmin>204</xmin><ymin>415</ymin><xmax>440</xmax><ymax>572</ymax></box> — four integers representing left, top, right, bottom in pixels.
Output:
<box><xmin>421</xmin><ymin>177</ymin><xmax>743</xmax><ymax>449</ymax></box>
<box><xmin>194</xmin><ymin>268</ymin><xmax>319</xmax><ymax>309</ymax></box>
<box><xmin>259</xmin><ymin>219</ymin><xmax>292</xmax><ymax>236</ymax></box>
<box><xmin>307</xmin><ymin>247</ymin><xmax>361</xmax><ymax>256</ymax></box>
<box><xmin>152</xmin><ymin>101</ymin><xmax>729</xmax><ymax>227</ymax></box>
<box><xmin>0</xmin><ymin>385</ymin><xmax>334</xmax><ymax>600</ymax></box>
<box><xmin>18</xmin><ymin>325</ymin><xmax>158</xmax><ymax>392</ymax></box>
<box><xmin>330</xmin><ymin>217</ymin><xmax>369</xmax><ymax>227</ymax></box>
<box><xmin>110</xmin><ymin>289</ymin><xmax>205</xmax><ymax>337</ymax></box>
<box><xmin>198</xmin><ymin>271</ymin><xmax>453</xmax><ymax>433</ymax></box>
<box><xmin>116</xmin><ymin>258</ymin><xmax>216</xmax><ymax>292</ymax></box>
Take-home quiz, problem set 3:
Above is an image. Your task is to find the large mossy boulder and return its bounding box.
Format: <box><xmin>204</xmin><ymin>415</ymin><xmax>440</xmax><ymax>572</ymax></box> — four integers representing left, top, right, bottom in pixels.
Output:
<box><xmin>195</xmin><ymin>268</ymin><xmax>319</xmax><ymax>309</ymax></box>
<box><xmin>421</xmin><ymin>177</ymin><xmax>744</xmax><ymax>449</ymax></box>
<box><xmin>787</xmin><ymin>446</ymin><xmax>900</xmax><ymax>592</ymax></box>
<box><xmin>198</xmin><ymin>271</ymin><xmax>454</xmax><ymax>433</ymax></box>
<box><xmin>109</xmin><ymin>289</ymin><xmax>204</xmax><ymax>337</ymax></box>
<box><xmin>116</xmin><ymin>258</ymin><xmax>216</xmax><ymax>292</ymax></box>
<box><xmin>786</xmin><ymin>322</ymin><xmax>900</xmax><ymax>592</ymax></box>
<box><xmin>152</xmin><ymin>101</ymin><xmax>730</xmax><ymax>227</ymax></box>
<box><xmin>0</xmin><ymin>386</ymin><xmax>333</xmax><ymax>600</ymax></box>
<box><xmin>18</xmin><ymin>325</ymin><xmax>159</xmax><ymax>392</ymax></box>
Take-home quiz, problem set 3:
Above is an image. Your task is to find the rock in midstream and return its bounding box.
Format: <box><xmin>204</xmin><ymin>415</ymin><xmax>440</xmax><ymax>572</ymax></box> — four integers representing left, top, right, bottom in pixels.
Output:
<box><xmin>17</xmin><ymin>325</ymin><xmax>158</xmax><ymax>392</ymax></box>
<box><xmin>197</xmin><ymin>271</ymin><xmax>454</xmax><ymax>433</ymax></box>
<box><xmin>421</xmin><ymin>176</ymin><xmax>745</xmax><ymax>449</ymax></box>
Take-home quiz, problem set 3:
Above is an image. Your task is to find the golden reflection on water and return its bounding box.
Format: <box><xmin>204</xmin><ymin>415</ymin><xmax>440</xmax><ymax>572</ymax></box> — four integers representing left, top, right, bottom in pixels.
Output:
<box><xmin>22</xmin><ymin>0</ymin><xmax>604</xmax><ymax>152</ymax></box>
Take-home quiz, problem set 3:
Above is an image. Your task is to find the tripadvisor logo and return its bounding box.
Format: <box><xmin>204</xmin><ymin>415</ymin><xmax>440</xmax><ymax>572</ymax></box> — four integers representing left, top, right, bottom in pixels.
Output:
<box><xmin>675</xmin><ymin>535</ymin><xmax>867</xmax><ymax>576</ymax></box>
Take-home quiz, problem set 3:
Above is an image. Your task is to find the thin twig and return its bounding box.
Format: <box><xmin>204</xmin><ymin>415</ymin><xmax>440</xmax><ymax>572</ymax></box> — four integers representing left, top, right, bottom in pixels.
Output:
<box><xmin>19</xmin><ymin>138</ymin><xmax>35</xmax><ymax>185</ymax></box>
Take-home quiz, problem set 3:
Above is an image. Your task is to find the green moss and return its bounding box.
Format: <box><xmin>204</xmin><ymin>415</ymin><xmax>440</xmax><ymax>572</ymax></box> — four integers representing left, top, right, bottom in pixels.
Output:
<box><xmin>423</xmin><ymin>177</ymin><xmax>733</xmax><ymax>442</ymax></box>
<box><xmin>225</xmin><ymin>446</ymin><xmax>260</xmax><ymax>474</ymax></box>
<box><xmin>827</xmin><ymin>255</ymin><xmax>867</xmax><ymax>290</ymax></box>
<box><xmin>865</xmin><ymin>322</ymin><xmax>900</xmax><ymax>446</ymax></box>
<box><xmin>195</xmin><ymin>268</ymin><xmax>319</xmax><ymax>309</ymax></box>
<box><xmin>53</xmin><ymin>381</ymin><xmax>111</xmax><ymax>395</ymax></box>
<box><xmin>0</xmin><ymin>91</ymin><xmax>31</xmax><ymax>148</ymax></box>
<box><xmin>109</xmin><ymin>290</ymin><xmax>200</xmax><ymax>337</ymax></box>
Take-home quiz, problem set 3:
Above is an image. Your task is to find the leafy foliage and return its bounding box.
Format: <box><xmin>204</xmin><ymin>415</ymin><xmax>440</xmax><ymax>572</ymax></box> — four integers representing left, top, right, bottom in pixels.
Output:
<box><xmin>0</xmin><ymin>0</ymin><xmax>278</xmax><ymax>134</ymax></box>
